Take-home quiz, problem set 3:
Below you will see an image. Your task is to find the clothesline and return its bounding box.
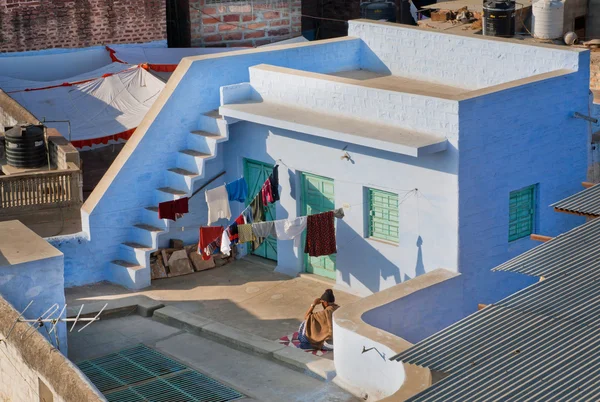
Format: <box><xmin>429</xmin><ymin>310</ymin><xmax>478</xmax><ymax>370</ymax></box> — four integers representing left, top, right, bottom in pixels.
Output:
<box><xmin>199</xmin><ymin>166</ymin><xmax>346</xmax><ymax>259</ymax></box>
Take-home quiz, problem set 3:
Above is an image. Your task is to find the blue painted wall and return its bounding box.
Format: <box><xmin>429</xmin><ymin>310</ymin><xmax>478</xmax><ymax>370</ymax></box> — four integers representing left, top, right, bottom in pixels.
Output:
<box><xmin>457</xmin><ymin>53</ymin><xmax>590</xmax><ymax>311</ymax></box>
<box><xmin>58</xmin><ymin>38</ymin><xmax>362</xmax><ymax>287</ymax></box>
<box><xmin>362</xmin><ymin>275</ymin><xmax>464</xmax><ymax>344</ymax></box>
<box><xmin>0</xmin><ymin>255</ymin><xmax>67</xmax><ymax>354</ymax></box>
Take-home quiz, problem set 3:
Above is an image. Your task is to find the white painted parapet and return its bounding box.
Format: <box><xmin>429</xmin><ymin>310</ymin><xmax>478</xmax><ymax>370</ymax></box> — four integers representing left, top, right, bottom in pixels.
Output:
<box><xmin>333</xmin><ymin>269</ymin><xmax>460</xmax><ymax>401</ymax></box>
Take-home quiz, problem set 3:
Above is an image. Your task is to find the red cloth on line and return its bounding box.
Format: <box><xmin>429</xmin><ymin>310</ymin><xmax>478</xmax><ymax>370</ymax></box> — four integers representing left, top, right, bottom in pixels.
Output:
<box><xmin>175</xmin><ymin>197</ymin><xmax>189</xmax><ymax>214</ymax></box>
<box><xmin>158</xmin><ymin>197</ymin><xmax>189</xmax><ymax>221</ymax></box>
<box><xmin>304</xmin><ymin>211</ymin><xmax>337</xmax><ymax>257</ymax></box>
<box><xmin>198</xmin><ymin>226</ymin><xmax>224</xmax><ymax>261</ymax></box>
<box><xmin>261</xmin><ymin>179</ymin><xmax>274</xmax><ymax>205</ymax></box>
<box><xmin>235</xmin><ymin>215</ymin><xmax>245</xmax><ymax>225</ymax></box>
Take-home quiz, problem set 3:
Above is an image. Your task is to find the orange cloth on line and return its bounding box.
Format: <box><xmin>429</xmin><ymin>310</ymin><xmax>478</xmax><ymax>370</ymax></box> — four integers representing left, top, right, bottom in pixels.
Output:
<box><xmin>305</xmin><ymin>304</ymin><xmax>339</xmax><ymax>349</ymax></box>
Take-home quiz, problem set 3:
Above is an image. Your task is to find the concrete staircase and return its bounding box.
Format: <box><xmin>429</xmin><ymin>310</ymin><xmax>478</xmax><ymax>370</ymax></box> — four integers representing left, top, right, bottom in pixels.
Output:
<box><xmin>107</xmin><ymin>110</ymin><xmax>230</xmax><ymax>289</ymax></box>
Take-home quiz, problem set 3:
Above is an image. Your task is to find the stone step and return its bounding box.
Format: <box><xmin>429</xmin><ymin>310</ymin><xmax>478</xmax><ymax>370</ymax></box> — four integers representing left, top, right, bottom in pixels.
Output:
<box><xmin>179</xmin><ymin>148</ymin><xmax>213</xmax><ymax>157</ymax></box>
<box><xmin>203</xmin><ymin>109</ymin><xmax>221</xmax><ymax>119</ymax></box>
<box><xmin>190</xmin><ymin>130</ymin><xmax>225</xmax><ymax>140</ymax></box>
<box><xmin>157</xmin><ymin>187</ymin><xmax>187</xmax><ymax>196</ymax></box>
<box><xmin>109</xmin><ymin>261</ymin><xmax>150</xmax><ymax>290</ymax></box>
<box><xmin>111</xmin><ymin>259</ymin><xmax>142</xmax><ymax>268</ymax></box>
<box><xmin>152</xmin><ymin>306</ymin><xmax>336</xmax><ymax>382</ymax></box>
<box><xmin>168</xmin><ymin>167</ymin><xmax>199</xmax><ymax>177</ymax></box>
<box><xmin>122</xmin><ymin>241</ymin><xmax>153</xmax><ymax>251</ymax></box>
<box><xmin>133</xmin><ymin>223</ymin><xmax>163</xmax><ymax>232</ymax></box>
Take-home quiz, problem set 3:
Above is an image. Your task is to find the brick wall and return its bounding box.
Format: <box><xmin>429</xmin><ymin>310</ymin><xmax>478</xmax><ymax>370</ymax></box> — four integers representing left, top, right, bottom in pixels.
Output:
<box><xmin>189</xmin><ymin>0</ymin><xmax>301</xmax><ymax>47</ymax></box>
<box><xmin>0</xmin><ymin>0</ymin><xmax>166</xmax><ymax>53</ymax></box>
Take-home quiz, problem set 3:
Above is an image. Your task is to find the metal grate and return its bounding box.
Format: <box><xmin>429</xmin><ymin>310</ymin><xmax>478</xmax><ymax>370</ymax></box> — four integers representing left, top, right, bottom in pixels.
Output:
<box><xmin>106</xmin><ymin>371</ymin><xmax>244</xmax><ymax>402</ymax></box>
<box><xmin>79</xmin><ymin>345</ymin><xmax>243</xmax><ymax>402</ymax></box>
<box><xmin>77</xmin><ymin>345</ymin><xmax>187</xmax><ymax>392</ymax></box>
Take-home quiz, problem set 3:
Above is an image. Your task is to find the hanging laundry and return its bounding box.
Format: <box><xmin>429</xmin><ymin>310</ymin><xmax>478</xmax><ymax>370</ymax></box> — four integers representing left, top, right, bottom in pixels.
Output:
<box><xmin>270</xmin><ymin>165</ymin><xmax>280</xmax><ymax>202</ymax></box>
<box><xmin>205</xmin><ymin>185</ymin><xmax>231</xmax><ymax>225</ymax></box>
<box><xmin>304</xmin><ymin>211</ymin><xmax>337</xmax><ymax>257</ymax></box>
<box><xmin>235</xmin><ymin>215</ymin><xmax>245</xmax><ymax>226</ymax></box>
<box><xmin>252</xmin><ymin>221</ymin><xmax>276</xmax><ymax>238</ymax></box>
<box><xmin>226</xmin><ymin>178</ymin><xmax>248</xmax><ymax>203</ymax></box>
<box><xmin>238</xmin><ymin>224</ymin><xmax>255</xmax><ymax>243</ymax></box>
<box><xmin>250</xmin><ymin>194</ymin><xmax>265</xmax><ymax>223</ymax></box>
<box><xmin>242</xmin><ymin>207</ymin><xmax>254</xmax><ymax>224</ymax></box>
<box><xmin>261</xmin><ymin>179</ymin><xmax>274</xmax><ymax>205</ymax></box>
<box><xmin>198</xmin><ymin>226</ymin><xmax>224</xmax><ymax>261</ymax></box>
<box><xmin>220</xmin><ymin>230</ymin><xmax>231</xmax><ymax>256</ymax></box>
<box><xmin>158</xmin><ymin>197</ymin><xmax>189</xmax><ymax>221</ymax></box>
<box><xmin>274</xmin><ymin>216</ymin><xmax>307</xmax><ymax>246</ymax></box>
<box><xmin>228</xmin><ymin>222</ymin><xmax>239</xmax><ymax>242</ymax></box>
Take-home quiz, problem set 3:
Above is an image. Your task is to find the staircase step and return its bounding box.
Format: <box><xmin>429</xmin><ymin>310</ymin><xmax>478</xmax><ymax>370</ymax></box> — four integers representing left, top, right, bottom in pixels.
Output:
<box><xmin>122</xmin><ymin>242</ymin><xmax>153</xmax><ymax>251</ymax></box>
<box><xmin>133</xmin><ymin>223</ymin><xmax>163</xmax><ymax>232</ymax></box>
<box><xmin>168</xmin><ymin>167</ymin><xmax>199</xmax><ymax>177</ymax></box>
<box><xmin>109</xmin><ymin>260</ymin><xmax>149</xmax><ymax>290</ymax></box>
<box><xmin>179</xmin><ymin>149</ymin><xmax>212</xmax><ymax>157</ymax></box>
<box><xmin>203</xmin><ymin>109</ymin><xmax>221</xmax><ymax>118</ymax></box>
<box><xmin>190</xmin><ymin>130</ymin><xmax>224</xmax><ymax>140</ymax></box>
<box><xmin>157</xmin><ymin>187</ymin><xmax>187</xmax><ymax>196</ymax></box>
<box><xmin>111</xmin><ymin>260</ymin><xmax>144</xmax><ymax>270</ymax></box>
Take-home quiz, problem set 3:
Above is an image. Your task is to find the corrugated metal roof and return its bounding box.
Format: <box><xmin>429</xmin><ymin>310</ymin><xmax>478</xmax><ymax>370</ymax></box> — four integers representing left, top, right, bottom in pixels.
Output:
<box><xmin>392</xmin><ymin>268</ymin><xmax>600</xmax><ymax>401</ymax></box>
<box><xmin>491</xmin><ymin>215</ymin><xmax>600</xmax><ymax>277</ymax></box>
<box><xmin>551</xmin><ymin>184</ymin><xmax>600</xmax><ymax>216</ymax></box>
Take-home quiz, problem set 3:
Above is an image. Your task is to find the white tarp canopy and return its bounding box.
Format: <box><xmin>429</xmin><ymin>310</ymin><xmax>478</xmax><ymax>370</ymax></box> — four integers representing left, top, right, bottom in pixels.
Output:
<box><xmin>5</xmin><ymin>65</ymin><xmax>165</xmax><ymax>149</ymax></box>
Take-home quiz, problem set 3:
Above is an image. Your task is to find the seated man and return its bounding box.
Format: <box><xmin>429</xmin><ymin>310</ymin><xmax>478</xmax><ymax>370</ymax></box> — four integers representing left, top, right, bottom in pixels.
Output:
<box><xmin>298</xmin><ymin>289</ymin><xmax>339</xmax><ymax>350</ymax></box>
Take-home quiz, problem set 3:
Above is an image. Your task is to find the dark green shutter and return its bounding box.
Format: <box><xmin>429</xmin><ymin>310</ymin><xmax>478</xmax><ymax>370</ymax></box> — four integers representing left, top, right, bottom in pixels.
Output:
<box><xmin>368</xmin><ymin>188</ymin><xmax>399</xmax><ymax>243</ymax></box>
<box><xmin>509</xmin><ymin>185</ymin><xmax>536</xmax><ymax>242</ymax></box>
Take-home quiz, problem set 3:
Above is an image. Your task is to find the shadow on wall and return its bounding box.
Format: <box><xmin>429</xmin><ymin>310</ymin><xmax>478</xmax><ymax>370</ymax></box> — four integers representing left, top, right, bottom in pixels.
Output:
<box><xmin>405</xmin><ymin>235</ymin><xmax>426</xmax><ymax>282</ymax></box>
<box><xmin>359</xmin><ymin>42</ymin><xmax>393</xmax><ymax>75</ymax></box>
<box><xmin>272</xmin><ymin>129</ymin><xmax>458</xmax><ymax>176</ymax></box>
<box><xmin>362</xmin><ymin>274</ymin><xmax>465</xmax><ymax>344</ymax></box>
<box><xmin>337</xmin><ymin>219</ymin><xmax>403</xmax><ymax>293</ymax></box>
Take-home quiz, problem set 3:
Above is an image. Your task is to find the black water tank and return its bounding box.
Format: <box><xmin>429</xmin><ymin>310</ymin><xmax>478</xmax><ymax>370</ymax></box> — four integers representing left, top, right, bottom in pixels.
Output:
<box><xmin>361</xmin><ymin>1</ymin><xmax>397</xmax><ymax>22</ymax></box>
<box><xmin>483</xmin><ymin>0</ymin><xmax>516</xmax><ymax>37</ymax></box>
<box><xmin>4</xmin><ymin>125</ymin><xmax>47</xmax><ymax>169</ymax></box>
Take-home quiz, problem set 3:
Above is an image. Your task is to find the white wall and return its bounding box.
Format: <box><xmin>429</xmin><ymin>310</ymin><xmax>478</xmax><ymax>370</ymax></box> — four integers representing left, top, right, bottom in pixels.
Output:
<box><xmin>248</xmin><ymin>65</ymin><xmax>459</xmax><ymax>136</ymax></box>
<box><xmin>333</xmin><ymin>320</ymin><xmax>405</xmax><ymax>400</ymax></box>
<box><xmin>348</xmin><ymin>20</ymin><xmax>583</xmax><ymax>90</ymax></box>
<box><xmin>223</xmin><ymin>121</ymin><xmax>459</xmax><ymax>295</ymax></box>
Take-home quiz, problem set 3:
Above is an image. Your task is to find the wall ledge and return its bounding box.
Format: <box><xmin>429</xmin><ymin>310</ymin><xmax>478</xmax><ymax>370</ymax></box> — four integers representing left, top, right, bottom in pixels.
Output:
<box><xmin>334</xmin><ymin>268</ymin><xmax>460</xmax><ymax>401</ymax></box>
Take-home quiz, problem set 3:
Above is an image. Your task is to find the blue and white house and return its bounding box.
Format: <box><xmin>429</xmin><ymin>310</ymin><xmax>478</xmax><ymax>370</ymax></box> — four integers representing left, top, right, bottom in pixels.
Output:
<box><xmin>50</xmin><ymin>20</ymin><xmax>590</xmax><ymax>316</ymax></box>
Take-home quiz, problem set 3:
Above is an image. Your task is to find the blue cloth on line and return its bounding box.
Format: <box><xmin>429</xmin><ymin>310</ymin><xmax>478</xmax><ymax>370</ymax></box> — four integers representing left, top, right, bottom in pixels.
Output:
<box><xmin>226</xmin><ymin>178</ymin><xmax>248</xmax><ymax>203</ymax></box>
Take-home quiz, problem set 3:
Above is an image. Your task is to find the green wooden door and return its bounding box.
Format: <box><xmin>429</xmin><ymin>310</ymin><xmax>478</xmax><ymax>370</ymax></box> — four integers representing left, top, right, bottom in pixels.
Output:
<box><xmin>243</xmin><ymin>158</ymin><xmax>277</xmax><ymax>261</ymax></box>
<box><xmin>301</xmin><ymin>172</ymin><xmax>336</xmax><ymax>279</ymax></box>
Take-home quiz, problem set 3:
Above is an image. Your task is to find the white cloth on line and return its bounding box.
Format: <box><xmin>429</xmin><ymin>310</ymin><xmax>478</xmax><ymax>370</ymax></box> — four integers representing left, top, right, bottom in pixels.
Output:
<box><xmin>252</xmin><ymin>221</ymin><xmax>276</xmax><ymax>238</ymax></box>
<box><xmin>205</xmin><ymin>185</ymin><xmax>231</xmax><ymax>225</ymax></box>
<box><xmin>274</xmin><ymin>216</ymin><xmax>308</xmax><ymax>247</ymax></box>
<box><xmin>220</xmin><ymin>230</ymin><xmax>231</xmax><ymax>256</ymax></box>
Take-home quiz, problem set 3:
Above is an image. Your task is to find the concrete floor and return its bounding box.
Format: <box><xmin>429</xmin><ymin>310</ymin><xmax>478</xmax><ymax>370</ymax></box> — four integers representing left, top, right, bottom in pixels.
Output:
<box><xmin>66</xmin><ymin>257</ymin><xmax>360</xmax><ymax>342</ymax></box>
<box><xmin>69</xmin><ymin>315</ymin><xmax>358</xmax><ymax>402</ymax></box>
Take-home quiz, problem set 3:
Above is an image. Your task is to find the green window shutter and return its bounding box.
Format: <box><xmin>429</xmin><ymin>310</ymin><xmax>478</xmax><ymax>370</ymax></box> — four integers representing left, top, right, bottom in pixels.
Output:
<box><xmin>368</xmin><ymin>188</ymin><xmax>399</xmax><ymax>243</ymax></box>
<box><xmin>508</xmin><ymin>185</ymin><xmax>536</xmax><ymax>242</ymax></box>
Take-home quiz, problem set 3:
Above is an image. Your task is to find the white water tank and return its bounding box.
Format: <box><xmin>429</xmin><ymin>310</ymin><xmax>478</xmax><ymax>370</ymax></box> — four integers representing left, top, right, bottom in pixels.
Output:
<box><xmin>532</xmin><ymin>0</ymin><xmax>564</xmax><ymax>39</ymax></box>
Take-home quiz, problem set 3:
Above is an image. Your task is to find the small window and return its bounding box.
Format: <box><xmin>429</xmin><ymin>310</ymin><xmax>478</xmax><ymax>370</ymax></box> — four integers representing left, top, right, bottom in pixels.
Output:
<box><xmin>509</xmin><ymin>185</ymin><xmax>536</xmax><ymax>242</ymax></box>
<box><xmin>368</xmin><ymin>188</ymin><xmax>399</xmax><ymax>243</ymax></box>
